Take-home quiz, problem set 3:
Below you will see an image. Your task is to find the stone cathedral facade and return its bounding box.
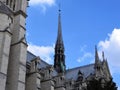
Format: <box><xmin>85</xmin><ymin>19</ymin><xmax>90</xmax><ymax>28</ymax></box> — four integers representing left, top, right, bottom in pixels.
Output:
<box><xmin>0</xmin><ymin>0</ymin><xmax>117</xmax><ymax>90</ymax></box>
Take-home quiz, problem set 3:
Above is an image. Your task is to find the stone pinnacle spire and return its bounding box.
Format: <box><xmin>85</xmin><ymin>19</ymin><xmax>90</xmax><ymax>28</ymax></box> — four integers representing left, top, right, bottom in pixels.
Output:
<box><xmin>95</xmin><ymin>45</ymin><xmax>99</xmax><ymax>62</ymax></box>
<box><xmin>94</xmin><ymin>45</ymin><xmax>101</xmax><ymax>70</ymax></box>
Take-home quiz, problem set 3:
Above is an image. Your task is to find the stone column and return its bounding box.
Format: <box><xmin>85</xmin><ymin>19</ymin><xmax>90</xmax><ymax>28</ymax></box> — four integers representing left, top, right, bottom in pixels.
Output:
<box><xmin>41</xmin><ymin>66</ymin><xmax>55</xmax><ymax>90</ymax></box>
<box><xmin>0</xmin><ymin>13</ymin><xmax>12</xmax><ymax>90</ymax></box>
<box><xmin>6</xmin><ymin>25</ymin><xmax>27</xmax><ymax>90</ymax></box>
<box><xmin>26</xmin><ymin>57</ymin><xmax>41</xmax><ymax>90</ymax></box>
<box><xmin>54</xmin><ymin>74</ymin><xmax>66</xmax><ymax>90</ymax></box>
<box><xmin>41</xmin><ymin>80</ymin><xmax>55</xmax><ymax>90</ymax></box>
<box><xmin>65</xmin><ymin>79</ymin><xmax>74</xmax><ymax>90</ymax></box>
<box><xmin>5</xmin><ymin>0</ymin><xmax>28</xmax><ymax>89</ymax></box>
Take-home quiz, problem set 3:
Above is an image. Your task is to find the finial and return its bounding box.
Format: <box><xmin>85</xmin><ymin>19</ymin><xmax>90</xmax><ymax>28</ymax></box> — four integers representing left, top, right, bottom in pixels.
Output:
<box><xmin>58</xmin><ymin>2</ymin><xmax>61</xmax><ymax>12</ymax></box>
<box><xmin>95</xmin><ymin>45</ymin><xmax>99</xmax><ymax>61</ymax></box>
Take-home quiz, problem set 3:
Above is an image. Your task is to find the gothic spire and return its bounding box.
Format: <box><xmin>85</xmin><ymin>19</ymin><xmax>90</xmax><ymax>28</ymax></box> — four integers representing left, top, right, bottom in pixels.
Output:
<box><xmin>95</xmin><ymin>45</ymin><xmax>99</xmax><ymax>63</ymax></box>
<box><xmin>102</xmin><ymin>51</ymin><xmax>105</xmax><ymax>61</ymax></box>
<box><xmin>56</xmin><ymin>9</ymin><xmax>64</xmax><ymax>48</ymax></box>
<box><xmin>54</xmin><ymin>9</ymin><xmax>66</xmax><ymax>73</ymax></box>
<box><xmin>94</xmin><ymin>45</ymin><xmax>101</xmax><ymax>69</ymax></box>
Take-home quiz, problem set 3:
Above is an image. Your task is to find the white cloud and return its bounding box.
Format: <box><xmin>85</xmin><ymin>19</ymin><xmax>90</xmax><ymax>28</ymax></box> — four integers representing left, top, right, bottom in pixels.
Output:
<box><xmin>30</xmin><ymin>0</ymin><xmax>55</xmax><ymax>6</ymax></box>
<box><xmin>28</xmin><ymin>43</ymin><xmax>54</xmax><ymax>64</ymax></box>
<box><xmin>29</xmin><ymin>0</ymin><xmax>56</xmax><ymax>12</ymax></box>
<box><xmin>118</xmin><ymin>86</ymin><xmax>120</xmax><ymax>90</ymax></box>
<box><xmin>98</xmin><ymin>28</ymin><xmax>120</xmax><ymax>74</ymax></box>
<box><xmin>77</xmin><ymin>52</ymin><xmax>93</xmax><ymax>63</ymax></box>
<box><xmin>77</xmin><ymin>45</ymin><xmax>93</xmax><ymax>63</ymax></box>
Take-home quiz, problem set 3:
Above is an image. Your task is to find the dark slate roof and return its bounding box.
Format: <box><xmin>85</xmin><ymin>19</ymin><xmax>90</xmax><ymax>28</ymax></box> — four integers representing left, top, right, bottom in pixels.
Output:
<box><xmin>27</xmin><ymin>51</ymin><xmax>58</xmax><ymax>76</ymax></box>
<box><xmin>65</xmin><ymin>64</ymin><xmax>95</xmax><ymax>80</ymax></box>
<box><xmin>27</xmin><ymin>51</ymin><xmax>49</xmax><ymax>68</ymax></box>
<box><xmin>39</xmin><ymin>60</ymin><xmax>50</xmax><ymax>68</ymax></box>
<box><xmin>0</xmin><ymin>1</ymin><xmax>12</xmax><ymax>16</ymax></box>
<box><xmin>27</xmin><ymin>51</ymin><xmax>36</xmax><ymax>61</ymax></box>
<box><xmin>27</xmin><ymin>51</ymin><xmax>95</xmax><ymax>79</ymax></box>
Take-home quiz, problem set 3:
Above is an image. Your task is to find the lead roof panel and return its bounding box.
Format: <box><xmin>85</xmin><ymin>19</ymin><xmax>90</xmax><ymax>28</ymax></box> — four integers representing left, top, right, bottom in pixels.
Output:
<box><xmin>65</xmin><ymin>64</ymin><xmax>94</xmax><ymax>80</ymax></box>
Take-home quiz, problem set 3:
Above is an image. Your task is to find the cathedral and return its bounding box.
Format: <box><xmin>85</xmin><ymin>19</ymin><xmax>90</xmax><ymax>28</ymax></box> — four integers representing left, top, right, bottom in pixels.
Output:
<box><xmin>0</xmin><ymin>0</ymin><xmax>117</xmax><ymax>90</ymax></box>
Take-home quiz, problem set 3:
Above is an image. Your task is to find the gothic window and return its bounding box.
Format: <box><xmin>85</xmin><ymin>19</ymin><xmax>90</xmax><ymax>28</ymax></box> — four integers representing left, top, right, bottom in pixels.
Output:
<box><xmin>10</xmin><ymin>0</ymin><xmax>12</xmax><ymax>8</ymax></box>
<box><xmin>60</xmin><ymin>77</ymin><xmax>63</xmax><ymax>80</ymax></box>
<box><xmin>6</xmin><ymin>0</ymin><xmax>16</xmax><ymax>11</ymax></box>
<box><xmin>56</xmin><ymin>58</ymin><xmax>58</xmax><ymax>63</ymax></box>
<box><xmin>97</xmin><ymin>66</ymin><xmax>100</xmax><ymax>71</ymax></box>
<box><xmin>49</xmin><ymin>70</ymin><xmax>51</xmax><ymax>74</ymax></box>
<box><xmin>6</xmin><ymin>0</ymin><xmax>9</xmax><ymax>5</ymax></box>
<box><xmin>70</xmin><ymin>82</ymin><xmax>72</xmax><ymax>86</ymax></box>
<box><xmin>13</xmin><ymin>0</ymin><xmax>16</xmax><ymax>11</ymax></box>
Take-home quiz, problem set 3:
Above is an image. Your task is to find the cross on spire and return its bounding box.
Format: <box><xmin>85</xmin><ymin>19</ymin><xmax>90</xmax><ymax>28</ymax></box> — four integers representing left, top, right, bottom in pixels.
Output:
<box><xmin>59</xmin><ymin>3</ymin><xmax>61</xmax><ymax>12</ymax></box>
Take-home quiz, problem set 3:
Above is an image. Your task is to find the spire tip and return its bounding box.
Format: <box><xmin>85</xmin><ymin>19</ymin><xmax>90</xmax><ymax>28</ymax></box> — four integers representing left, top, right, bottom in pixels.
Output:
<box><xmin>102</xmin><ymin>51</ymin><xmax>105</xmax><ymax>60</ymax></box>
<box><xmin>58</xmin><ymin>2</ymin><xmax>61</xmax><ymax>13</ymax></box>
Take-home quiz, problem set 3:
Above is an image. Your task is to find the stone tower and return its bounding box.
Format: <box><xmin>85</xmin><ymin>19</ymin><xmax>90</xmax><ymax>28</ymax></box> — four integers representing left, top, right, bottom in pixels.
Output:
<box><xmin>0</xmin><ymin>0</ymin><xmax>28</xmax><ymax>90</ymax></box>
<box><xmin>54</xmin><ymin>10</ymin><xmax>66</xmax><ymax>73</ymax></box>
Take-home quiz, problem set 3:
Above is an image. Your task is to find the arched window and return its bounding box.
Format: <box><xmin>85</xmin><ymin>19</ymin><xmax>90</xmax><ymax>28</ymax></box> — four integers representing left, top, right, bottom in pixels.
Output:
<box><xmin>10</xmin><ymin>0</ymin><xmax>12</xmax><ymax>8</ymax></box>
<box><xmin>13</xmin><ymin>0</ymin><xmax>16</xmax><ymax>11</ymax></box>
<box><xmin>6</xmin><ymin>0</ymin><xmax>9</xmax><ymax>5</ymax></box>
<box><xmin>6</xmin><ymin>0</ymin><xmax>16</xmax><ymax>11</ymax></box>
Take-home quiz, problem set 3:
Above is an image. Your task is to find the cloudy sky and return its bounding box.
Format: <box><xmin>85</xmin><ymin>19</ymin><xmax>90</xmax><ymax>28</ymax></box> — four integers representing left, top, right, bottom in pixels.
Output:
<box><xmin>26</xmin><ymin>0</ymin><xmax>120</xmax><ymax>89</ymax></box>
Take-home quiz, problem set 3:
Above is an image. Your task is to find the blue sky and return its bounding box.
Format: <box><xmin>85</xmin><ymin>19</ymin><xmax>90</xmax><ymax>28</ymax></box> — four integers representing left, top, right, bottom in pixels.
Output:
<box><xmin>26</xmin><ymin>0</ymin><xmax>120</xmax><ymax>89</ymax></box>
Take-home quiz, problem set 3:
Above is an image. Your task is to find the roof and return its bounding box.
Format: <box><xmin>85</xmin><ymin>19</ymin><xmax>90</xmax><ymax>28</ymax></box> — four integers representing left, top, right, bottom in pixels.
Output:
<box><xmin>65</xmin><ymin>64</ymin><xmax>95</xmax><ymax>80</ymax></box>
<box><xmin>27</xmin><ymin>51</ymin><xmax>49</xmax><ymax>68</ymax></box>
<box><xmin>27</xmin><ymin>51</ymin><xmax>95</xmax><ymax>80</ymax></box>
<box><xmin>27</xmin><ymin>51</ymin><xmax>36</xmax><ymax>61</ymax></box>
<box><xmin>27</xmin><ymin>51</ymin><xmax>58</xmax><ymax>76</ymax></box>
